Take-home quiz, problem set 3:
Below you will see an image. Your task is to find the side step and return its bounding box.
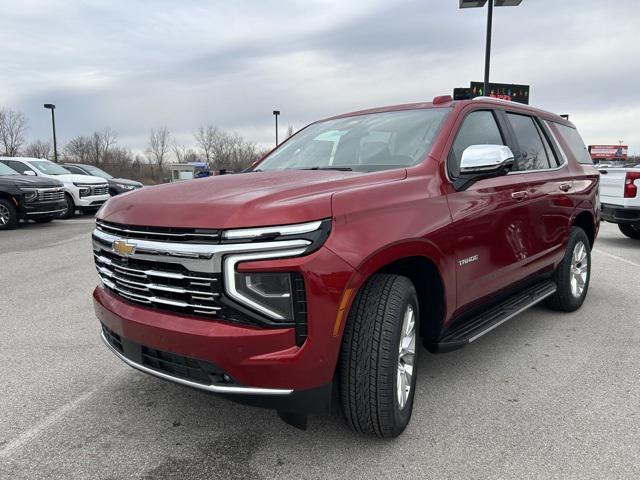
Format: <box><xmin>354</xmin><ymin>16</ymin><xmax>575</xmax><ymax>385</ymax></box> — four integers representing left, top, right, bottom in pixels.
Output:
<box><xmin>432</xmin><ymin>280</ymin><xmax>557</xmax><ymax>353</ymax></box>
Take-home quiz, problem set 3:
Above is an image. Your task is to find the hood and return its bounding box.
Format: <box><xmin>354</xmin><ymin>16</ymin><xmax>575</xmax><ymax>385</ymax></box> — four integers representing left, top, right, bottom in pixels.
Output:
<box><xmin>50</xmin><ymin>173</ymin><xmax>108</xmax><ymax>185</ymax></box>
<box><xmin>0</xmin><ymin>175</ymin><xmax>64</xmax><ymax>188</ymax></box>
<box><xmin>110</xmin><ymin>178</ymin><xmax>143</xmax><ymax>187</ymax></box>
<box><xmin>99</xmin><ymin>169</ymin><xmax>406</xmax><ymax>229</ymax></box>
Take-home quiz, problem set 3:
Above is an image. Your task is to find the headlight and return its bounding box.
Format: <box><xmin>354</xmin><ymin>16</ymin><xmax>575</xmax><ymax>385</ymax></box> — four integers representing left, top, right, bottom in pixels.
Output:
<box><xmin>221</xmin><ymin>220</ymin><xmax>330</xmax><ymax>323</ymax></box>
<box><xmin>116</xmin><ymin>183</ymin><xmax>136</xmax><ymax>191</ymax></box>
<box><xmin>73</xmin><ymin>183</ymin><xmax>93</xmax><ymax>197</ymax></box>
<box><xmin>235</xmin><ymin>272</ymin><xmax>294</xmax><ymax>320</ymax></box>
<box><xmin>20</xmin><ymin>188</ymin><xmax>38</xmax><ymax>202</ymax></box>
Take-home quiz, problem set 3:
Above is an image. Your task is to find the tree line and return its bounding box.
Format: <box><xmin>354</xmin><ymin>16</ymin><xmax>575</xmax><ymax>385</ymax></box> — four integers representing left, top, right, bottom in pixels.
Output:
<box><xmin>0</xmin><ymin>105</ymin><xmax>274</xmax><ymax>183</ymax></box>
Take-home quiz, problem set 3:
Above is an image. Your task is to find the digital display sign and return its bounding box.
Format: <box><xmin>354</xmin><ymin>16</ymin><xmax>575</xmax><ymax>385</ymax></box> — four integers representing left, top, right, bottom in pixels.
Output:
<box><xmin>469</xmin><ymin>81</ymin><xmax>530</xmax><ymax>104</ymax></box>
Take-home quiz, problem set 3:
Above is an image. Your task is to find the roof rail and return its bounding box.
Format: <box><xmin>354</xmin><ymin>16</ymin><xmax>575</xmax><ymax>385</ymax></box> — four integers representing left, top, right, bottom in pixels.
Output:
<box><xmin>472</xmin><ymin>96</ymin><xmax>520</xmax><ymax>104</ymax></box>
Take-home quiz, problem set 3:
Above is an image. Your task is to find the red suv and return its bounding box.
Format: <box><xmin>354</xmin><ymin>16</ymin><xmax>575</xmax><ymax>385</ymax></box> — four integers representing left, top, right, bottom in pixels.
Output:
<box><xmin>92</xmin><ymin>96</ymin><xmax>599</xmax><ymax>437</ymax></box>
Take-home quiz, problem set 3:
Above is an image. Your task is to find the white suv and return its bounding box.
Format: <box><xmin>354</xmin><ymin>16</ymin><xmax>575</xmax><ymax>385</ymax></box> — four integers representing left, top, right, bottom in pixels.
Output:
<box><xmin>0</xmin><ymin>157</ymin><xmax>110</xmax><ymax>218</ymax></box>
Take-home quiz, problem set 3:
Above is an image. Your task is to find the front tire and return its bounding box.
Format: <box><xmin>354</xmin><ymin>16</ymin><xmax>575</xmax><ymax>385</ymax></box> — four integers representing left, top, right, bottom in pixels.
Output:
<box><xmin>61</xmin><ymin>193</ymin><xmax>76</xmax><ymax>219</ymax></box>
<box><xmin>618</xmin><ymin>224</ymin><xmax>640</xmax><ymax>240</ymax></box>
<box><xmin>0</xmin><ymin>198</ymin><xmax>18</xmax><ymax>230</ymax></box>
<box><xmin>339</xmin><ymin>274</ymin><xmax>419</xmax><ymax>438</ymax></box>
<box><xmin>544</xmin><ymin>227</ymin><xmax>591</xmax><ymax>312</ymax></box>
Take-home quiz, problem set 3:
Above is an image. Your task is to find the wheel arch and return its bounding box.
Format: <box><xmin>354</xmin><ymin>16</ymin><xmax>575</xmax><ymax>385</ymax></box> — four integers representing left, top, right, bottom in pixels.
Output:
<box><xmin>340</xmin><ymin>241</ymin><xmax>451</xmax><ymax>345</ymax></box>
<box><xmin>571</xmin><ymin>209</ymin><xmax>596</xmax><ymax>249</ymax></box>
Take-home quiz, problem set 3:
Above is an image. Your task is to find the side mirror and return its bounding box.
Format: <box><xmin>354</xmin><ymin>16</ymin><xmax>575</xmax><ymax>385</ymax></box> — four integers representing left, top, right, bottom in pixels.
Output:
<box><xmin>24</xmin><ymin>170</ymin><xmax>36</xmax><ymax>176</ymax></box>
<box><xmin>454</xmin><ymin>145</ymin><xmax>515</xmax><ymax>191</ymax></box>
<box><xmin>460</xmin><ymin>144</ymin><xmax>514</xmax><ymax>175</ymax></box>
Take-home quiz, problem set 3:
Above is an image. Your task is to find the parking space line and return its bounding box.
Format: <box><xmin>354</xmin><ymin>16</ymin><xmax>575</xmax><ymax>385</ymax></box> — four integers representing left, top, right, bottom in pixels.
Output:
<box><xmin>594</xmin><ymin>249</ymin><xmax>640</xmax><ymax>268</ymax></box>
<box><xmin>0</xmin><ymin>381</ymin><xmax>109</xmax><ymax>459</ymax></box>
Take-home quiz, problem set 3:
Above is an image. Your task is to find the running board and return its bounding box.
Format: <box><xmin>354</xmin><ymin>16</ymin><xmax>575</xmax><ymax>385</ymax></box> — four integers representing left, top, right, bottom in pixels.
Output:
<box><xmin>431</xmin><ymin>280</ymin><xmax>557</xmax><ymax>353</ymax></box>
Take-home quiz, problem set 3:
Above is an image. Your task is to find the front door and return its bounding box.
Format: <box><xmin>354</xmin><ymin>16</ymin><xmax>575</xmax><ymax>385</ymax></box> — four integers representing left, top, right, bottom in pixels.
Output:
<box><xmin>445</xmin><ymin>109</ymin><xmax>535</xmax><ymax>312</ymax></box>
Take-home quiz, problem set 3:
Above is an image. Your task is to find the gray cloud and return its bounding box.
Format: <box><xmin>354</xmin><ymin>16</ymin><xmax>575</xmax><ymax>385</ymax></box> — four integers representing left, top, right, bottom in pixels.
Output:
<box><xmin>1</xmin><ymin>0</ymin><xmax>639</xmax><ymax>153</ymax></box>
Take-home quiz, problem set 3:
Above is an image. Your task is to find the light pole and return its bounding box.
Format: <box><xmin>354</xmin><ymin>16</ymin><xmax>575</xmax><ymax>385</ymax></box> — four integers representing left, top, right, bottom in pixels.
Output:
<box><xmin>273</xmin><ymin>110</ymin><xmax>280</xmax><ymax>146</ymax></box>
<box><xmin>43</xmin><ymin>103</ymin><xmax>58</xmax><ymax>162</ymax></box>
<box><xmin>459</xmin><ymin>0</ymin><xmax>523</xmax><ymax>96</ymax></box>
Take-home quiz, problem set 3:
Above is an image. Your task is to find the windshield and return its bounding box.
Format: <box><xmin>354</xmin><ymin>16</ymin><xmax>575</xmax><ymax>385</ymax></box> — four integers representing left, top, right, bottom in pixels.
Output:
<box><xmin>82</xmin><ymin>165</ymin><xmax>113</xmax><ymax>179</ymax></box>
<box><xmin>256</xmin><ymin>108</ymin><xmax>451</xmax><ymax>173</ymax></box>
<box><xmin>30</xmin><ymin>160</ymin><xmax>72</xmax><ymax>175</ymax></box>
<box><xmin>0</xmin><ymin>162</ymin><xmax>19</xmax><ymax>176</ymax></box>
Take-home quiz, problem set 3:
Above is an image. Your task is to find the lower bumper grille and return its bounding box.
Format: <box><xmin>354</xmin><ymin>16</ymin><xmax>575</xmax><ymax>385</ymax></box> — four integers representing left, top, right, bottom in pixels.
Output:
<box><xmin>101</xmin><ymin>324</ymin><xmax>229</xmax><ymax>385</ymax></box>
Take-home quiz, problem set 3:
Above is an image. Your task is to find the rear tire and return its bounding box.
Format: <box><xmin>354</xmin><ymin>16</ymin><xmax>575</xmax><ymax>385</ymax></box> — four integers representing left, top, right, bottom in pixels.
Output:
<box><xmin>61</xmin><ymin>193</ymin><xmax>76</xmax><ymax>219</ymax></box>
<box><xmin>544</xmin><ymin>227</ymin><xmax>591</xmax><ymax>312</ymax></box>
<box><xmin>339</xmin><ymin>274</ymin><xmax>419</xmax><ymax>438</ymax></box>
<box><xmin>618</xmin><ymin>224</ymin><xmax>640</xmax><ymax>240</ymax></box>
<box><xmin>0</xmin><ymin>198</ymin><xmax>18</xmax><ymax>230</ymax></box>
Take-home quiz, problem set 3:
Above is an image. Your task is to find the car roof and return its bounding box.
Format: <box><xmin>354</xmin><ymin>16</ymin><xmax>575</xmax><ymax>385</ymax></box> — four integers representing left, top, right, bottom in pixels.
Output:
<box><xmin>0</xmin><ymin>157</ymin><xmax>48</xmax><ymax>163</ymax></box>
<box><xmin>320</xmin><ymin>97</ymin><xmax>574</xmax><ymax>128</ymax></box>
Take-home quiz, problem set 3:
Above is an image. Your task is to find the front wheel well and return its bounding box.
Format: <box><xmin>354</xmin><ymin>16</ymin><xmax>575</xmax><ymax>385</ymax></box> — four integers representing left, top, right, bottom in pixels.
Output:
<box><xmin>377</xmin><ymin>256</ymin><xmax>445</xmax><ymax>344</ymax></box>
<box><xmin>572</xmin><ymin>211</ymin><xmax>596</xmax><ymax>249</ymax></box>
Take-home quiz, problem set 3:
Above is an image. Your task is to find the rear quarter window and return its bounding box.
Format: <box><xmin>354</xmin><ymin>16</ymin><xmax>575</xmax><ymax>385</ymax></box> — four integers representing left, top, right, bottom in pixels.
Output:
<box><xmin>551</xmin><ymin>123</ymin><xmax>594</xmax><ymax>165</ymax></box>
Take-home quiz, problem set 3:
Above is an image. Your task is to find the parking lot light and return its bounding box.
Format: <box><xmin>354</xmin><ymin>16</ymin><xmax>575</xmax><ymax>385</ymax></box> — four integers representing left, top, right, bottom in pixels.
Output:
<box><xmin>273</xmin><ymin>110</ymin><xmax>280</xmax><ymax>147</ymax></box>
<box><xmin>43</xmin><ymin>103</ymin><xmax>58</xmax><ymax>162</ymax></box>
<box><xmin>459</xmin><ymin>0</ymin><xmax>524</xmax><ymax>95</ymax></box>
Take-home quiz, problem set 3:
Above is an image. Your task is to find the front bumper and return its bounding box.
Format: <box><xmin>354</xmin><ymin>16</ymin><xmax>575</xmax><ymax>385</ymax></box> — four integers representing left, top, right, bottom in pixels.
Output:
<box><xmin>19</xmin><ymin>199</ymin><xmax>67</xmax><ymax>218</ymax></box>
<box><xmin>92</xmin><ymin>244</ymin><xmax>356</xmax><ymax>412</ymax></box>
<box><xmin>76</xmin><ymin>194</ymin><xmax>109</xmax><ymax>209</ymax></box>
<box><xmin>601</xmin><ymin>203</ymin><xmax>640</xmax><ymax>225</ymax></box>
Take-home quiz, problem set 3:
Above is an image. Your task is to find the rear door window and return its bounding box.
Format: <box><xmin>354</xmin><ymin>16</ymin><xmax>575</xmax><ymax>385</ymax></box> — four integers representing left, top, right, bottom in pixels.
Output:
<box><xmin>449</xmin><ymin>110</ymin><xmax>504</xmax><ymax>178</ymax></box>
<box><xmin>552</xmin><ymin>123</ymin><xmax>594</xmax><ymax>165</ymax></box>
<box><xmin>506</xmin><ymin>113</ymin><xmax>551</xmax><ymax>171</ymax></box>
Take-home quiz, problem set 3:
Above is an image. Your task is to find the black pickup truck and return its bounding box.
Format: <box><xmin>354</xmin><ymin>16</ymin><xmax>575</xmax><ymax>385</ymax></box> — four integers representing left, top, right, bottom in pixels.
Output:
<box><xmin>0</xmin><ymin>161</ymin><xmax>67</xmax><ymax>230</ymax></box>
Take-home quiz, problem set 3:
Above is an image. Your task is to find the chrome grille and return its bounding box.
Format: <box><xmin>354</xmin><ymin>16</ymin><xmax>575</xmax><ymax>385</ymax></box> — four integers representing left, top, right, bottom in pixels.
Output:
<box><xmin>94</xmin><ymin>251</ymin><xmax>222</xmax><ymax>316</ymax></box>
<box><xmin>96</xmin><ymin>219</ymin><xmax>221</xmax><ymax>243</ymax></box>
<box><xmin>37</xmin><ymin>188</ymin><xmax>65</xmax><ymax>201</ymax></box>
<box><xmin>92</xmin><ymin>224</ymin><xmax>310</xmax><ymax>320</ymax></box>
<box><xmin>91</xmin><ymin>185</ymin><xmax>109</xmax><ymax>196</ymax></box>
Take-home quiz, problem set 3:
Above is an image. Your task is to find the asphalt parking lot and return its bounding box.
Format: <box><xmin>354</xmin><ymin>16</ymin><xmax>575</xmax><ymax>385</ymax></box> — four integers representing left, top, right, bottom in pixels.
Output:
<box><xmin>1</xmin><ymin>218</ymin><xmax>639</xmax><ymax>479</ymax></box>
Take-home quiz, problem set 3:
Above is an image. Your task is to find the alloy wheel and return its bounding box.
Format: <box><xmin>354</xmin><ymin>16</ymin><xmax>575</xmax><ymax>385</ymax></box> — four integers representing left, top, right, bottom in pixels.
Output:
<box><xmin>397</xmin><ymin>304</ymin><xmax>416</xmax><ymax>409</ymax></box>
<box><xmin>0</xmin><ymin>204</ymin><xmax>10</xmax><ymax>225</ymax></box>
<box><xmin>570</xmin><ymin>240</ymin><xmax>588</xmax><ymax>298</ymax></box>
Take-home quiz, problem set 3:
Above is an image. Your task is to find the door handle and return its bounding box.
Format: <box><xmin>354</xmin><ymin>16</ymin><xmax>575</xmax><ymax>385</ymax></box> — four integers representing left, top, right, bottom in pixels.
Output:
<box><xmin>511</xmin><ymin>191</ymin><xmax>528</xmax><ymax>200</ymax></box>
<box><xmin>559</xmin><ymin>183</ymin><xmax>572</xmax><ymax>192</ymax></box>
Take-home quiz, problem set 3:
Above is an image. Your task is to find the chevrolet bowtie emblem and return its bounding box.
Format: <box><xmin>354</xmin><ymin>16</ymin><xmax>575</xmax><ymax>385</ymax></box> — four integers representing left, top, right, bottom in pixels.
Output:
<box><xmin>112</xmin><ymin>239</ymin><xmax>136</xmax><ymax>256</ymax></box>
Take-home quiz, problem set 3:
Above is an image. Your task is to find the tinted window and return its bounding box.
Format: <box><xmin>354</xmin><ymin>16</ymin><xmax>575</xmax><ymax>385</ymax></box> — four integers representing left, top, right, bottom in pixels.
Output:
<box><xmin>449</xmin><ymin>110</ymin><xmax>504</xmax><ymax>177</ymax></box>
<box><xmin>30</xmin><ymin>160</ymin><xmax>71</xmax><ymax>175</ymax></box>
<box><xmin>0</xmin><ymin>162</ymin><xmax>20</xmax><ymax>175</ymax></box>
<box><xmin>507</xmin><ymin>113</ymin><xmax>550</xmax><ymax>171</ymax></box>
<box><xmin>536</xmin><ymin>122</ymin><xmax>560</xmax><ymax>167</ymax></box>
<box><xmin>553</xmin><ymin>123</ymin><xmax>594</xmax><ymax>165</ymax></box>
<box><xmin>256</xmin><ymin>108</ymin><xmax>451</xmax><ymax>173</ymax></box>
<box><xmin>1</xmin><ymin>160</ymin><xmax>35</xmax><ymax>175</ymax></box>
<box><xmin>64</xmin><ymin>165</ymin><xmax>86</xmax><ymax>174</ymax></box>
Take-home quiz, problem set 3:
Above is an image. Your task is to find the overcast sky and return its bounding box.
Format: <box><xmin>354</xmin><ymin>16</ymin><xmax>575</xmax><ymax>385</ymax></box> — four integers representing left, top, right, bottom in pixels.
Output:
<box><xmin>1</xmin><ymin>0</ymin><xmax>639</xmax><ymax>154</ymax></box>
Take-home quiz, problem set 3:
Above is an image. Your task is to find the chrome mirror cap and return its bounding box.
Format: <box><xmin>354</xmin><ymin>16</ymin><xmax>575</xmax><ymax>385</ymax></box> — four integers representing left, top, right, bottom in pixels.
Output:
<box><xmin>460</xmin><ymin>145</ymin><xmax>514</xmax><ymax>174</ymax></box>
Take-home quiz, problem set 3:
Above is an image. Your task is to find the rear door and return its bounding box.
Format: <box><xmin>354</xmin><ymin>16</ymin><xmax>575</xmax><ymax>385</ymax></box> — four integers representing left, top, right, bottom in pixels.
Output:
<box><xmin>446</xmin><ymin>108</ymin><xmax>536</xmax><ymax>311</ymax></box>
<box><xmin>500</xmin><ymin>112</ymin><xmax>576</xmax><ymax>274</ymax></box>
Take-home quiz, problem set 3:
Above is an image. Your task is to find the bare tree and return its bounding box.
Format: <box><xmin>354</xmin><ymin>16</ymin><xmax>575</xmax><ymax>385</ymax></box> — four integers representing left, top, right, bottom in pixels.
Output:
<box><xmin>172</xmin><ymin>137</ymin><xmax>199</xmax><ymax>163</ymax></box>
<box><xmin>0</xmin><ymin>107</ymin><xmax>28</xmax><ymax>156</ymax></box>
<box><xmin>64</xmin><ymin>135</ymin><xmax>93</xmax><ymax>163</ymax></box>
<box><xmin>194</xmin><ymin>125</ymin><xmax>217</xmax><ymax>163</ymax></box>
<box><xmin>147</xmin><ymin>126</ymin><xmax>171</xmax><ymax>170</ymax></box>
<box><xmin>286</xmin><ymin>125</ymin><xmax>295</xmax><ymax>139</ymax></box>
<box><xmin>24</xmin><ymin>140</ymin><xmax>51</xmax><ymax>159</ymax></box>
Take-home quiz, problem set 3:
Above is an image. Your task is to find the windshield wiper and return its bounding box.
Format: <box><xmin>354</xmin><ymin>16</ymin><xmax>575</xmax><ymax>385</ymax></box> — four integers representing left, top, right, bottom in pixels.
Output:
<box><xmin>300</xmin><ymin>166</ymin><xmax>353</xmax><ymax>171</ymax></box>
